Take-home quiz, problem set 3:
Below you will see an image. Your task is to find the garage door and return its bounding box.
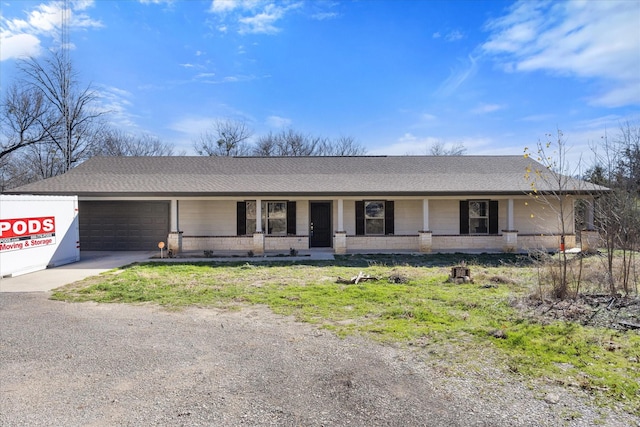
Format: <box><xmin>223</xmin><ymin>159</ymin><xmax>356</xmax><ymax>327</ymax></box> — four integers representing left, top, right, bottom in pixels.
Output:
<box><xmin>79</xmin><ymin>201</ymin><xmax>169</xmax><ymax>251</ymax></box>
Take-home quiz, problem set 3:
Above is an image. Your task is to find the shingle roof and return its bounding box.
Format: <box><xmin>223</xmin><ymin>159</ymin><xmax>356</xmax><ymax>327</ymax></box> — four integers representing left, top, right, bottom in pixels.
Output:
<box><xmin>7</xmin><ymin>155</ymin><xmax>606</xmax><ymax>197</ymax></box>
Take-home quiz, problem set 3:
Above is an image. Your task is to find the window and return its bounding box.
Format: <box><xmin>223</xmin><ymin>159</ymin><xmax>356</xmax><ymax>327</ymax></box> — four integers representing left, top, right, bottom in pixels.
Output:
<box><xmin>365</xmin><ymin>201</ymin><xmax>385</xmax><ymax>235</ymax></box>
<box><xmin>356</xmin><ymin>200</ymin><xmax>394</xmax><ymax>235</ymax></box>
<box><xmin>265</xmin><ymin>201</ymin><xmax>287</xmax><ymax>235</ymax></box>
<box><xmin>241</xmin><ymin>201</ymin><xmax>294</xmax><ymax>236</ymax></box>
<box><xmin>469</xmin><ymin>200</ymin><xmax>488</xmax><ymax>234</ymax></box>
<box><xmin>459</xmin><ymin>200</ymin><xmax>498</xmax><ymax>235</ymax></box>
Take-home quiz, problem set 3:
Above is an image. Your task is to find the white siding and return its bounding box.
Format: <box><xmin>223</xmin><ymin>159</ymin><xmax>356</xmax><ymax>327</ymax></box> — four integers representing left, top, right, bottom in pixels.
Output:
<box><xmin>342</xmin><ymin>200</ymin><xmax>356</xmax><ymax>235</ymax></box>
<box><xmin>297</xmin><ymin>202</ymin><xmax>309</xmax><ymax>236</ymax></box>
<box><xmin>430</xmin><ymin>200</ymin><xmax>459</xmax><ymax>234</ymax></box>
<box><xmin>514</xmin><ymin>197</ymin><xmax>575</xmax><ymax>235</ymax></box>
<box><xmin>394</xmin><ymin>200</ymin><xmax>422</xmax><ymax>234</ymax></box>
<box><xmin>179</xmin><ymin>200</ymin><xmax>236</xmax><ymax>236</ymax></box>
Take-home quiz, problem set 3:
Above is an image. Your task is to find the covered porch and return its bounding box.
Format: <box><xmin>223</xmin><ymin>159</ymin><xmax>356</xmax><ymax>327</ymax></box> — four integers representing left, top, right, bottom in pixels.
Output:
<box><xmin>164</xmin><ymin>195</ymin><xmax>598</xmax><ymax>256</ymax></box>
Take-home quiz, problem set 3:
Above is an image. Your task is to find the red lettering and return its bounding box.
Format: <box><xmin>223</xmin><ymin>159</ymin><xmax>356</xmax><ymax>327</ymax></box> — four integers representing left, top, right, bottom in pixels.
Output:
<box><xmin>0</xmin><ymin>217</ymin><xmax>56</xmax><ymax>238</ymax></box>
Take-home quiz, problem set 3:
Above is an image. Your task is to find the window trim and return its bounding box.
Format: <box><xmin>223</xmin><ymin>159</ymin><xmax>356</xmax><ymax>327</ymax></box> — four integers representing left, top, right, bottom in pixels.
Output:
<box><xmin>364</xmin><ymin>200</ymin><xmax>385</xmax><ymax>235</ymax></box>
<box><xmin>468</xmin><ymin>200</ymin><xmax>489</xmax><ymax>235</ymax></box>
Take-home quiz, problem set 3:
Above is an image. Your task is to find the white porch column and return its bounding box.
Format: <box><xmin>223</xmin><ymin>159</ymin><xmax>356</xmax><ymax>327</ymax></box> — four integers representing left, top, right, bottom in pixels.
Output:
<box><xmin>334</xmin><ymin>199</ymin><xmax>347</xmax><ymax>254</ymax></box>
<box><xmin>255</xmin><ymin>199</ymin><xmax>263</xmax><ymax>232</ymax></box>
<box><xmin>253</xmin><ymin>199</ymin><xmax>264</xmax><ymax>254</ymax></box>
<box><xmin>507</xmin><ymin>198</ymin><xmax>514</xmax><ymax>231</ymax></box>
<box><xmin>167</xmin><ymin>199</ymin><xmax>182</xmax><ymax>254</ymax></box>
<box><xmin>422</xmin><ymin>198</ymin><xmax>430</xmax><ymax>231</ymax></box>
<box><xmin>502</xmin><ymin>199</ymin><xmax>517</xmax><ymax>253</ymax></box>
<box><xmin>419</xmin><ymin>198</ymin><xmax>432</xmax><ymax>252</ymax></box>
<box><xmin>581</xmin><ymin>197</ymin><xmax>598</xmax><ymax>253</ymax></box>
<box><xmin>170</xmin><ymin>199</ymin><xmax>179</xmax><ymax>232</ymax></box>
<box><xmin>585</xmin><ymin>198</ymin><xmax>595</xmax><ymax>230</ymax></box>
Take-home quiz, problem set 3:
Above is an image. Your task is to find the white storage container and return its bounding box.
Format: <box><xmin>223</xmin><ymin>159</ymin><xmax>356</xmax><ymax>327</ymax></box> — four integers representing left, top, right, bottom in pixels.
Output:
<box><xmin>0</xmin><ymin>195</ymin><xmax>80</xmax><ymax>277</ymax></box>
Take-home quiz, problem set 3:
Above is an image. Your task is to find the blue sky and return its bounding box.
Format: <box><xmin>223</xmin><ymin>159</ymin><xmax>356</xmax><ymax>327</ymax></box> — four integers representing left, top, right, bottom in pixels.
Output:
<box><xmin>1</xmin><ymin>0</ymin><xmax>639</xmax><ymax>166</ymax></box>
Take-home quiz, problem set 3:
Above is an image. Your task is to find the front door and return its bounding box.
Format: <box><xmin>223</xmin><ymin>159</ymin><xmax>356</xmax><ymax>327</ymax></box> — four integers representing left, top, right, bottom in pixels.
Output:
<box><xmin>309</xmin><ymin>202</ymin><xmax>332</xmax><ymax>248</ymax></box>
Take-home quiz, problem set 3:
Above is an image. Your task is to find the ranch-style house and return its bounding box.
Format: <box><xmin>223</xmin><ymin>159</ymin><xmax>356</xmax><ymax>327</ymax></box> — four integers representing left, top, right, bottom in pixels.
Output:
<box><xmin>8</xmin><ymin>155</ymin><xmax>605</xmax><ymax>255</ymax></box>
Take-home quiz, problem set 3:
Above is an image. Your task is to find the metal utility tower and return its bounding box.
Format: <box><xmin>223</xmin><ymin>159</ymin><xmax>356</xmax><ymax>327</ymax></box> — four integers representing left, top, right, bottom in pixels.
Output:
<box><xmin>61</xmin><ymin>0</ymin><xmax>72</xmax><ymax>172</ymax></box>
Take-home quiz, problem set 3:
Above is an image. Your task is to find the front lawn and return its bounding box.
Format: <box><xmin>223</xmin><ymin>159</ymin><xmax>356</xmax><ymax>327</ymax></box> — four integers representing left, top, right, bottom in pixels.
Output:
<box><xmin>51</xmin><ymin>253</ymin><xmax>640</xmax><ymax>416</ymax></box>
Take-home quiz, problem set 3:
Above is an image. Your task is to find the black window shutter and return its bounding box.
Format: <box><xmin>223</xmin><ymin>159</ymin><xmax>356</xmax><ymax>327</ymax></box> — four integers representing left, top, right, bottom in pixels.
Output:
<box><xmin>287</xmin><ymin>201</ymin><xmax>296</xmax><ymax>235</ymax></box>
<box><xmin>489</xmin><ymin>200</ymin><xmax>499</xmax><ymax>234</ymax></box>
<box><xmin>355</xmin><ymin>201</ymin><xmax>365</xmax><ymax>235</ymax></box>
<box><xmin>459</xmin><ymin>200</ymin><xmax>469</xmax><ymax>235</ymax></box>
<box><xmin>385</xmin><ymin>201</ymin><xmax>394</xmax><ymax>235</ymax></box>
<box><xmin>237</xmin><ymin>201</ymin><xmax>246</xmax><ymax>236</ymax></box>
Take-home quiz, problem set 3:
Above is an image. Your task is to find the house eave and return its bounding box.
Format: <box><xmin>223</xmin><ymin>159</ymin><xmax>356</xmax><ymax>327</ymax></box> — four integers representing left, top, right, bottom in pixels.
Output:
<box><xmin>4</xmin><ymin>189</ymin><xmax>607</xmax><ymax>198</ymax></box>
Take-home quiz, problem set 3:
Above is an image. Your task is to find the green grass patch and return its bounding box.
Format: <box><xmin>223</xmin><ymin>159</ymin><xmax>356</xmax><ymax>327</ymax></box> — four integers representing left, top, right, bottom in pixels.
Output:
<box><xmin>51</xmin><ymin>255</ymin><xmax>640</xmax><ymax>415</ymax></box>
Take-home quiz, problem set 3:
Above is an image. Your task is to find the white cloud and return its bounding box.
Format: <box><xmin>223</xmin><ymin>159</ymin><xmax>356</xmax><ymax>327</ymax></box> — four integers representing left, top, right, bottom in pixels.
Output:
<box><xmin>266</xmin><ymin>115</ymin><xmax>291</xmax><ymax>128</ymax></box>
<box><xmin>519</xmin><ymin>114</ymin><xmax>556</xmax><ymax>123</ymax></box>
<box><xmin>471</xmin><ymin>103</ymin><xmax>504</xmax><ymax>114</ymax></box>
<box><xmin>169</xmin><ymin>116</ymin><xmax>214</xmax><ymax>136</ymax></box>
<box><xmin>435</xmin><ymin>54</ymin><xmax>478</xmax><ymax>96</ymax></box>
<box><xmin>445</xmin><ymin>30</ymin><xmax>463</xmax><ymax>42</ymax></box>
<box><xmin>0</xmin><ymin>33</ymin><xmax>41</xmax><ymax>61</ymax></box>
<box><xmin>483</xmin><ymin>0</ymin><xmax>640</xmax><ymax>107</ymax></box>
<box><xmin>369</xmin><ymin>133</ymin><xmax>438</xmax><ymax>155</ymax></box>
<box><xmin>369</xmin><ymin>133</ymin><xmax>491</xmax><ymax>156</ymax></box>
<box><xmin>311</xmin><ymin>12</ymin><xmax>337</xmax><ymax>21</ymax></box>
<box><xmin>208</xmin><ymin>0</ymin><xmax>302</xmax><ymax>35</ymax></box>
<box><xmin>139</xmin><ymin>0</ymin><xmax>175</xmax><ymax>4</ymax></box>
<box><xmin>210</xmin><ymin>0</ymin><xmax>243</xmax><ymax>13</ymax></box>
<box><xmin>369</xmin><ymin>133</ymin><xmax>472</xmax><ymax>156</ymax></box>
<box><xmin>0</xmin><ymin>0</ymin><xmax>102</xmax><ymax>61</ymax></box>
<box><xmin>95</xmin><ymin>85</ymin><xmax>138</xmax><ymax>129</ymax></box>
<box><xmin>432</xmin><ymin>29</ymin><xmax>463</xmax><ymax>42</ymax></box>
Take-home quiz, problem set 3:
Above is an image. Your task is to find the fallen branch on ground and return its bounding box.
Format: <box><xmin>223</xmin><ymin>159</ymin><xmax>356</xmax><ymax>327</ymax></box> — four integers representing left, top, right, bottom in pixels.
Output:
<box><xmin>336</xmin><ymin>271</ymin><xmax>378</xmax><ymax>284</ymax></box>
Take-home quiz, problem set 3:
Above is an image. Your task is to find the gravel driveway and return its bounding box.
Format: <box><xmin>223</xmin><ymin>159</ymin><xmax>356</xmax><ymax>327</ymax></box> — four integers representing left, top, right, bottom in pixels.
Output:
<box><xmin>1</xmin><ymin>293</ymin><xmax>636</xmax><ymax>426</ymax></box>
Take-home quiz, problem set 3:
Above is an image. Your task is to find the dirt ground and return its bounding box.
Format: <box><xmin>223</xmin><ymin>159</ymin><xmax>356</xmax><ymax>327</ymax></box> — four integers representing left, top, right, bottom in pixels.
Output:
<box><xmin>1</xmin><ymin>292</ymin><xmax>637</xmax><ymax>427</ymax></box>
<box><xmin>516</xmin><ymin>293</ymin><xmax>640</xmax><ymax>331</ymax></box>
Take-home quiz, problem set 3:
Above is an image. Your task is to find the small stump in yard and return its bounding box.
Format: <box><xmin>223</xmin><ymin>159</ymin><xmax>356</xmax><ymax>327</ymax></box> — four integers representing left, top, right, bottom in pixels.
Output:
<box><xmin>449</xmin><ymin>266</ymin><xmax>472</xmax><ymax>284</ymax></box>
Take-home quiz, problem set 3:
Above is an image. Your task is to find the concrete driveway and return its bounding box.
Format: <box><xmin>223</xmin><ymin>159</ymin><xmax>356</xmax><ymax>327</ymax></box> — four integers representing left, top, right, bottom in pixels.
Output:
<box><xmin>0</xmin><ymin>251</ymin><xmax>154</xmax><ymax>293</ymax></box>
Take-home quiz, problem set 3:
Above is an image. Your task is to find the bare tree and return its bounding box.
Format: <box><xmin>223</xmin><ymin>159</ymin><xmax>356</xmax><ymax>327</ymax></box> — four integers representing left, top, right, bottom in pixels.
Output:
<box><xmin>524</xmin><ymin>129</ymin><xmax>583</xmax><ymax>299</ymax></box>
<box><xmin>96</xmin><ymin>128</ymin><xmax>179</xmax><ymax>156</ymax></box>
<box><xmin>429</xmin><ymin>141</ymin><xmax>467</xmax><ymax>156</ymax></box>
<box><xmin>0</xmin><ymin>84</ymin><xmax>52</xmax><ymax>160</ymax></box>
<box><xmin>318</xmin><ymin>135</ymin><xmax>367</xmax><ymax>156</ymax></box>
<box><xmin>8</xmin><ymin>140</ymin><xmax>67</xmax><ymax>186</ymax></box>
<box><xmin>595</xmin><ymin>122</ymin><xmax>640</xmax><ymax>295</ymax></box>
<box><xmin>253</xmin><ymin>130</ymin><xmax>366</xmax><ymax>156</ymax></box>
<box><xmin>617</xmin><ymin>121</ymin><xmax>640</xmax><ymax>197</ymax></box>
<box><xmin>193</xmin><ymin>119</ymin><xmax>252</xmax><ymax>156</ymax></box>
<box><xmin>0</xmin><ymin>152</ymin><xmax>31</xmax><ymax>191</ymax></box>
<box><xmin>252</xmin><ymin>129</ymin><xmax>313</xmax><ymax>156</ymax></box>
<box><xmin>252</xmin><ymin>131</ymin><xmax>278</xmax><ymax>156</ymax></box>
<box><xmin>17</xmin><ymin>49</ymin><xmax>105</xmax><ymax>172</ymax></box>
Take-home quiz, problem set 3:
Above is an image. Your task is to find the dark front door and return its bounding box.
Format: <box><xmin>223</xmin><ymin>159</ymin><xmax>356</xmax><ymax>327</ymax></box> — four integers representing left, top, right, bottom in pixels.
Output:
<box><xmin>309</xmin><ymin>202</ymin><xmax>331</xmax><ymax>248</ymax></box>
